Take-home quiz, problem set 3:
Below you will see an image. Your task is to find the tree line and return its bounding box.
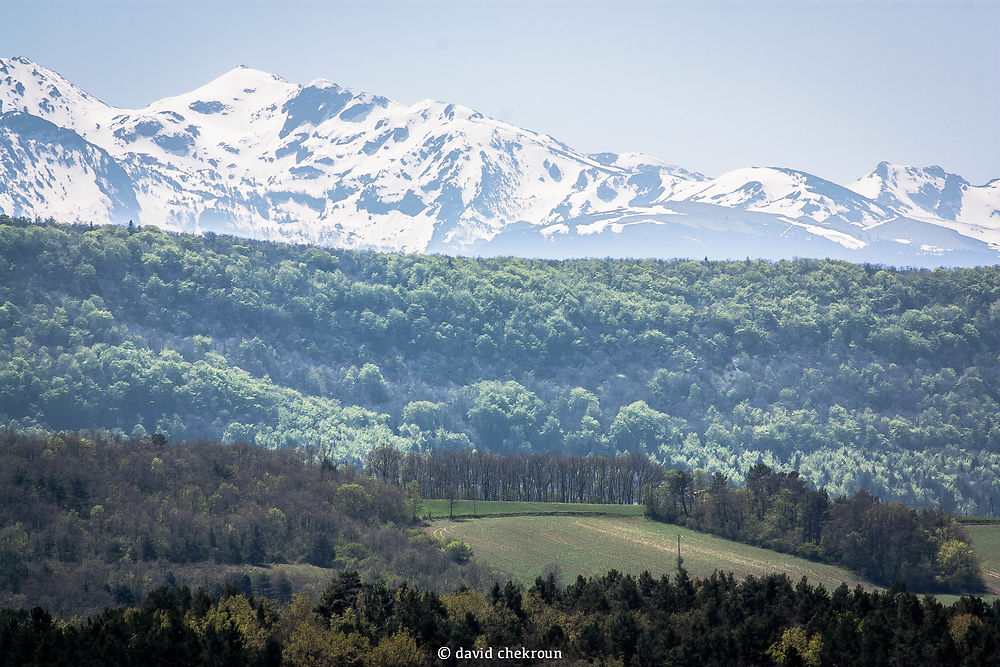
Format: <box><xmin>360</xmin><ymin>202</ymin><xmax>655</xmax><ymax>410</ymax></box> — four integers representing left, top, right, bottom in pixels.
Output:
<box><xmin>4</xmin><ymin>569</ymin><xmax>999</xmax><ymax>666</ymax></box>
<box><xmin>646</xmin><ymin>463</ymin><xmax>982</xmax><ymax>592</ymax></box>
<box><xmin>365</xmin><ymin>445</ymin><xmax>664</xmax><ymax>505</ymax></box>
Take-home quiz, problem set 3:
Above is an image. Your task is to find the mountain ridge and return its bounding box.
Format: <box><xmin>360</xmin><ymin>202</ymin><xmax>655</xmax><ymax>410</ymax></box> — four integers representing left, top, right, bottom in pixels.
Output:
<box><xmin>1</xmin><ymin>56</ymin><xmax>997</xmax><ymax>265</ymax></box>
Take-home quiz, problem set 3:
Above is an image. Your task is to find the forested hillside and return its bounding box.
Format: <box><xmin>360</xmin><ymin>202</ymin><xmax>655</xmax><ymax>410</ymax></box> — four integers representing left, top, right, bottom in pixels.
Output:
<box><xmin>0</xmin><ymin>429</ymin><xmax>491</xmax><ymax>618</ymax></box>
<box><xmin>2</xmin><ymin>216</ymin><xmax>999</xmax><ymax>511</ymax></box>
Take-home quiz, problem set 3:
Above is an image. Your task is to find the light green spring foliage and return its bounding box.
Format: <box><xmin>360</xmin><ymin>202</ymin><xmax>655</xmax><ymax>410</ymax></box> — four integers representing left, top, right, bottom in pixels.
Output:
<box><xmin>767</xmin><ymin>626</ymin><xmax>823</xmax><ymax>667</ymax></box>
<box><xmin>2</xmin><ymin>217</ymin><xmax>1000</xmax><ymax>511</ymax></box>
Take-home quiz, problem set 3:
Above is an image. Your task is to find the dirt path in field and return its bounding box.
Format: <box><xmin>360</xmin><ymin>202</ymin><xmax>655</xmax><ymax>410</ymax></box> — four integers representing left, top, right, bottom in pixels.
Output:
<box><xmin>434</xmin><ymin>523</ymin><xmax>525</xmax><ymax>557</ymax></box>
<box><xmin>567</xmin><ymin>517</ymin><xmax>772</xmax><ymax>569</ymax></box>
<box><xmin>984</xmin><ymin>569</ymin><xmax>1000</xmax><ymax>595</ymax></box>
<box><xmin>567</xmin><ymin>518</ymin><xmax>674</xmax><ymax>556</ymax></box>
<box><xmin>566</xmin><ymin>517</ymin><xmax>868</xmax><ymax>586</ymax></box>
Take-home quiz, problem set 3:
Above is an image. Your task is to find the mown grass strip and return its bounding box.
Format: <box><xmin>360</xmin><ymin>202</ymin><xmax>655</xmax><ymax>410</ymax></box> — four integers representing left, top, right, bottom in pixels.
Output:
<box><xmin>958</xmin><ymin>516</ymin><xmax>1000</xmax><ymax>525</ymax></box>
<box><xmin>420</xmin><ymin>499</ymin><xmax>645</xmax><ymax>519</ymax></box>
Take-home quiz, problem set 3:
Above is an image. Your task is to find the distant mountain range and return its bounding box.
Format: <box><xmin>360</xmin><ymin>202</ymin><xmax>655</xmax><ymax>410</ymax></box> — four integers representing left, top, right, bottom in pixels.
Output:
<box><xmin>1</xmin><ymin>56</ymin><xmax>997</xmax><ymax>266</ymax></box>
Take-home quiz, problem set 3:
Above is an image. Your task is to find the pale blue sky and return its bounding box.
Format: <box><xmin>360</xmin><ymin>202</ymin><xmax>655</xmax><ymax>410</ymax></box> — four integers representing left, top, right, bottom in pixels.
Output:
<box><xmin>5</xmin><ymin>0</ymin><xmax>998</xmax><ymax>184</ymax></box>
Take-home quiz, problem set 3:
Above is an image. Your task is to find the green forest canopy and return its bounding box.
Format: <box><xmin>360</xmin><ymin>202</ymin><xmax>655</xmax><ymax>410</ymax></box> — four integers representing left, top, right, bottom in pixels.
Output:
<box><xmin>6</xmin><ymin>569</ymin><xmax>1000</xmax><ymax>666</ymax></box>
<box><xmin>1</xmin><ymin>216</ymin><xmax>999</xmax><ymax>512</ymax></box>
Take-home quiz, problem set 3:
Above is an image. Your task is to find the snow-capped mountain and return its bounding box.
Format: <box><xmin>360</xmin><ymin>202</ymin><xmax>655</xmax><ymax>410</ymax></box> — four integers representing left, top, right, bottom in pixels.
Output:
<box><xmin>0</xmin><ymin>56</ymin><xmax>997</xmax><ymax>266</ymax></box>
<box><xmin>849</xmin><ymin>162</ymin><xmax>1000</xmax><ymax>248</ymax></box>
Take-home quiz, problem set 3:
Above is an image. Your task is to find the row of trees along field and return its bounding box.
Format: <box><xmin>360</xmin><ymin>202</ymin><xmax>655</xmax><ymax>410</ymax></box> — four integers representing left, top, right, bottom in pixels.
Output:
<box><xmin>5</xmin><ymin>570</ymin><xmax>1000</xmax><ymax>666</ymax></box>
<box><xmin>366</xmin><ymin>446</ymin><xmax>983</xmax><ymax>593</ymax></box>
<box><xmin>3</xmin><ymin>216</ymin><xmax>1000</xmax><ymax>512</ymax></box>
<box><xmin>0</xmin><ymin>430</ymin><xmax>491</xmax><ymax>618</ymax></box>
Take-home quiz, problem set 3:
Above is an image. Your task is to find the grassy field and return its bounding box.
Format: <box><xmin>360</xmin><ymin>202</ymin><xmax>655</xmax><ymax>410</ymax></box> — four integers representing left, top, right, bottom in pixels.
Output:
<box><xmin>967</xmin><ymin>523</ymin><xmax>1000</xmax><ymax>595</ymax></box>
<box><xmin>420</xmin><ymin>499</ymin><xmax>645</xmax><ymax>519</ymax></box>
<box><xmin>423</xmin><ymin>501</ymin><xmax>1000</xmax><ymax>601</ymax></box>
<box><xmin>430</xmin><ymin>514</ymin><xmax>875</xmax><ymax>591</ymax></box>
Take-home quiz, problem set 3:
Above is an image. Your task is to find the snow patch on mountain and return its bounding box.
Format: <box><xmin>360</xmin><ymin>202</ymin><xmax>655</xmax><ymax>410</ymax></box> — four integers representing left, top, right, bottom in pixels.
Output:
<box><xmin>777</xmin><ymin>217</ymin><xmax>868</xmax><ymax>250</ymax></box>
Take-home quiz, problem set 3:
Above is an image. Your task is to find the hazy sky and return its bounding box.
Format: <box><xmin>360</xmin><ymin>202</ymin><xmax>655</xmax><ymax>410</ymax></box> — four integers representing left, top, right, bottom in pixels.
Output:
<box><xmin>5</xmin><ymin>0</ymin><xmax>998</xmax><ymax>184</ymax></box>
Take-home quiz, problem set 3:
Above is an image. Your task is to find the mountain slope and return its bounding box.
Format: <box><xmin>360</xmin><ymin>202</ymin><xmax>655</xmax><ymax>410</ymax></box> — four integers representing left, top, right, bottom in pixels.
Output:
<box><xmin>0</xmin><ymin>56</ymin><xmax>997</xmax><ymax>265</ymax></box>
<box><xmin>0</xmin><ymin>112</ymin><xmax>140</xmax><ymax>224</ymax></box>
